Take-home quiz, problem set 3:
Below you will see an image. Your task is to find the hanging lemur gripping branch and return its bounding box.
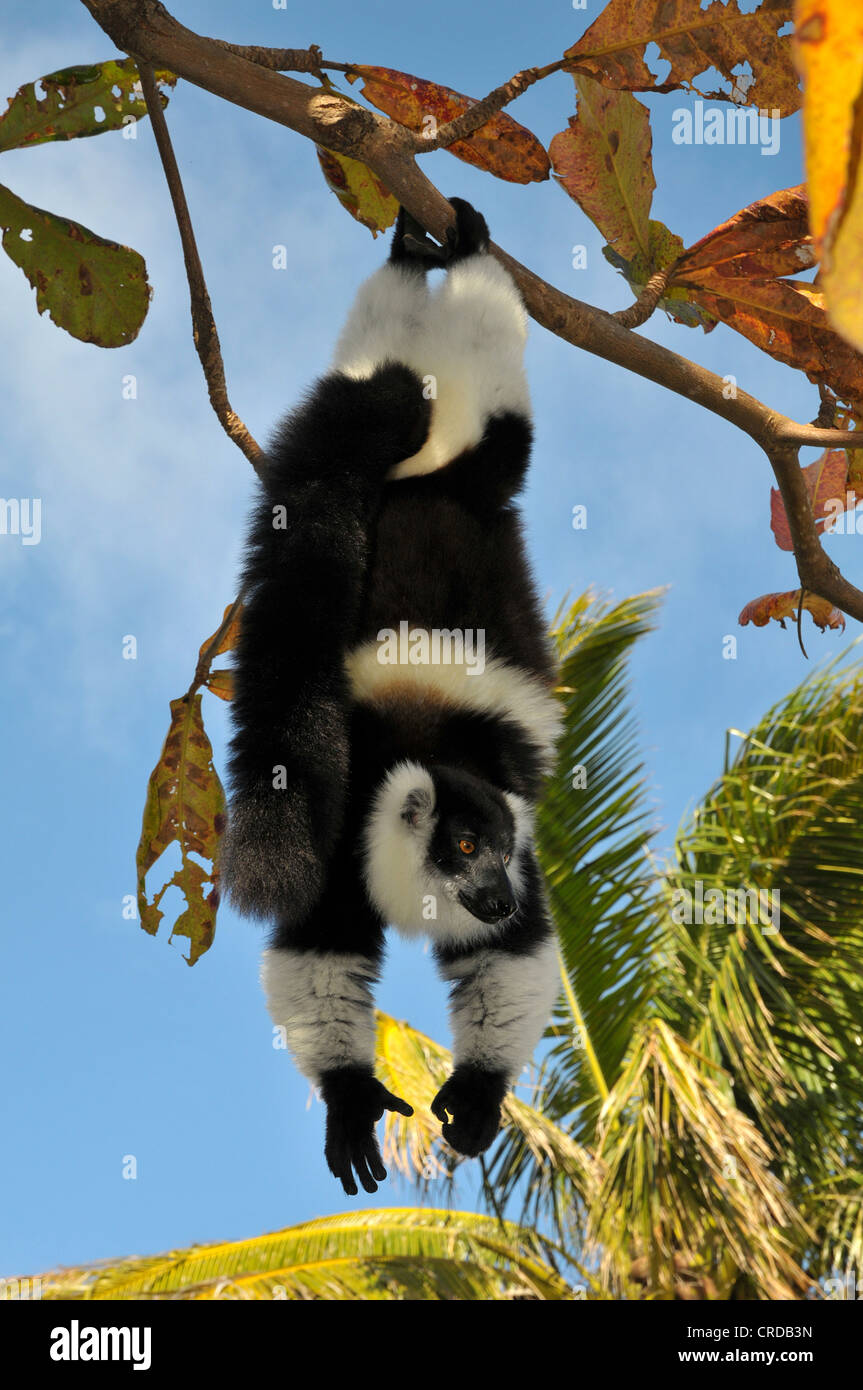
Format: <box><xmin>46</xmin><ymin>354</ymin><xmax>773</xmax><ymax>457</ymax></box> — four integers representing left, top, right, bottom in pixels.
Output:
<box><xmin>223</xmin><ymin>201</ymin><xmax>564</xmax><ymax>1195</ymax></box>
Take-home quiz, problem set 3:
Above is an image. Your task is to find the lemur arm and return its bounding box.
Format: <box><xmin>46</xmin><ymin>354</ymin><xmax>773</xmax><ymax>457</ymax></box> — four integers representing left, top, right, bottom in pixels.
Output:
<box><xmin>262</xmin><ymin>846</ymin><xmax>412</xmax><ymax>1197</ymax></box>
<box><xmin>432</xmin><ymin>854</ymin><xmax>560</xmax><ymax>1156</ymax></box>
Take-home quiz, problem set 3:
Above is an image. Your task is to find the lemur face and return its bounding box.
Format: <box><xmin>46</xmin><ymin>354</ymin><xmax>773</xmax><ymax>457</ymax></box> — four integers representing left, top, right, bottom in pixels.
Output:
<box><xmin>419</xmin><ymin>767</ymin><xmax>517</xmax><ymax>925</ymax></box>
<box><xmin>364</xmin><ymin>760</ymin><xmax>529</xmax><ymax>940</ymax></box>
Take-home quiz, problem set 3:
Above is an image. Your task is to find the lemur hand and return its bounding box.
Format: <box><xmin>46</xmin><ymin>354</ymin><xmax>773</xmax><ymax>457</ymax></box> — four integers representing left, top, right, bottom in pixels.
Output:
<box><xmin>389</xmin><ymin>197</ymin><xmax>490</xmax><ymax>272</ymax></box>
<box><xmin>431</xmin><ymin>1064</ymin><xmax>508</xmax><ymax>1158</ymax></box>
<box><xmin>320</xmin><ymin>1066</ymin><xmax>413</xmax><ymax>1196</ymax></box>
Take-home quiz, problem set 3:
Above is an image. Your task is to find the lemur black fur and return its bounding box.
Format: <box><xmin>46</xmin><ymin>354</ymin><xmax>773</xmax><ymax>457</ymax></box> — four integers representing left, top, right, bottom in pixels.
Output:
<box><xmin>224</xmin><ymin>200</ymin><xmax>562</xmax><ymax>1196</ymax></box>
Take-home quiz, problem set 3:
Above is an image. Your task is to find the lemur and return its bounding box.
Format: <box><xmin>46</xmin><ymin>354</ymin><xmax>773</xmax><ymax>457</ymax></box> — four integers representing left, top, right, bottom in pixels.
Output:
<box><xmin>224</xmin><ymin>199</ymin><xmax>562</xmax><ymax>1196</ymax></box>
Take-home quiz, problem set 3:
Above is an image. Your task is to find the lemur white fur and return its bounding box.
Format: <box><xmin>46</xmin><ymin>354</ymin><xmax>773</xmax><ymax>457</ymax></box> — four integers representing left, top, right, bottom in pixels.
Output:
<box><xmin>332</xmin><ymin>255</ymin><xmax>531</xmax><ymax>478</ymax></box>
<box><xmin>440</xmin><ymin>937</ymin><xmax>560</xmax><ymax>1078</ymax></box>
<box><xmin>345</xmin><ymin>642</ymin><xmax>562</xmax><ymax>775</ymax></box>
<box><xmin>261</xmin><ymin>949</ymin><xmax>377</xmax><ymax>1083</ymax></box>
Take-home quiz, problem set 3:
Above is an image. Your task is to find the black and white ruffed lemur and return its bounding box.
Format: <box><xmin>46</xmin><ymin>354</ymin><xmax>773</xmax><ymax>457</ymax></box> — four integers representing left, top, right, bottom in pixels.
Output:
<box><xmin>224</xmin><ymin>199</ymin><xmax>562</xmax><ymax>1196</ymax></box>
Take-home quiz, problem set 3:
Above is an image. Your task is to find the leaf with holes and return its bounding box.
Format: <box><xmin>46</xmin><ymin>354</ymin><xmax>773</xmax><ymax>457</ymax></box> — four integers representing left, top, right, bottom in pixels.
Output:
<box><xmin>0</xmin><ymin>182</ymin><xmax>150</xmax><ymax>346</ymax></box>
<box><xmin>769</xmin><ymin>449</ymin><xmax>849</xmax><ymax>551</ymax></box>
<box><xmin>316</xmin><ymin>146</ymin><xmax>398</xmax><ymax>236</ymax></box>
<box><xmin>795</xmin><ymin>2</ymin><xmax>863</xmax><ymax>352</ymax></box>
<box><xmin>0</xmin><ymin>58</ymin><xmax>176</xmax><ymax>152</ymax></box>
<box><xmin>550</xmin><ymin>79</ymin><xmax>654</xmax><ymax>261</ymax></box>
<box><xmin>351</xmin><ymin>66</ymin><xmax>549</xmax><ymax>184</ymax></box>
<box><xmin>565</xmin><ymin>0</ymin><xmax>801</xmax><ymax>112</ymax></box>
<box><xmin>136</xmin><ymin>695</ymin><xmax>226</xmax><ymax>965</ymax></box>
<box><xmin>738</xmin><ymin>590</ymin><xmax>845</xmax><ymax>631</ymax></box>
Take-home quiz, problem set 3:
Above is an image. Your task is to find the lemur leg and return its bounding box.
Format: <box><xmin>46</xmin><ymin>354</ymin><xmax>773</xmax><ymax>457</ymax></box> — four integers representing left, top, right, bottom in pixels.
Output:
<box><xmin>262</xmin><ymin>840</ymin><xmax>412</xmax><ymax>1197</ymax></box>
<box><xmin>386</xmin><ymin>197</ymin><xmax>532</xmax><ymax>481</ymax></box>
<box><xmin>225</xmin><ymin>240</ymin><xmax>433</xmax><ymax>923</ymax></box>
<box><xmin>431</xmin><ymin>854</ymin><xmax>560</xmax><ymax>1156</ymax></box>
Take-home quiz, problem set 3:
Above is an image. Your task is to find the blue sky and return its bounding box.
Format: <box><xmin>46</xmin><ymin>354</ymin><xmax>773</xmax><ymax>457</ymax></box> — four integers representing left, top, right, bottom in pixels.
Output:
<box><xmin>1</xmin><ymin>0</ymin><xmax>855</xmax><ymax>1278</ymax></box>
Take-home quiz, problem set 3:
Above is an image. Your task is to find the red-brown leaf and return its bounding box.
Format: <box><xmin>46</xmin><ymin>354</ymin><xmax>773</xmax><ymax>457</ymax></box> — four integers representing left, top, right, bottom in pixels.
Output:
<box><xmin>353</xmin><ymin>66</ymin><xmax>550</xmax><ymax>184</ymax></box>
<box><xmin>769</xmin><ymin>449</ymin><xmax>849</xmax><ymax>551</ymax></box>
<box><xmin>739</xmin><ymin>590</ymin><xmax>846</xmax><ymax>631</ymax></box>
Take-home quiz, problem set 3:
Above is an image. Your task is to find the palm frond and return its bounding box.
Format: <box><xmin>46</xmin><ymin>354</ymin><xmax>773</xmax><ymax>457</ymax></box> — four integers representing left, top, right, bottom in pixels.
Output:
<box><xmin>663</xmin><ymin>652</ymin><xmax>863</xmax><ymax>1167</ymax></box>
<box><xmin>537</xmin><ymin>589</ymin><xmax>666</xmax><ymax>1135</ymax></box>
<box><xmin>376</xmin><ymin>1013</ymin><xmax>597</xmax><ymax>1218</ymax></box>
<box><xmin>591</xmin><ymin>1020</ymin><xmax>808</xmax><ymax>1300</ymax></box>
<box><xmin>32</xmin><ymin>1208</ymin><xmax>575</xmax><ymax>1301</ymax></box>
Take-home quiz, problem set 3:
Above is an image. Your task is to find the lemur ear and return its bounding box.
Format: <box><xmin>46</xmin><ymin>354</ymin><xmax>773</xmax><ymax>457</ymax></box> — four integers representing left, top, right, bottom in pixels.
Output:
<box><xmin>401</xmin><ymin>784</ymin><xmax>435</xmax><ymax>829</ymax></box>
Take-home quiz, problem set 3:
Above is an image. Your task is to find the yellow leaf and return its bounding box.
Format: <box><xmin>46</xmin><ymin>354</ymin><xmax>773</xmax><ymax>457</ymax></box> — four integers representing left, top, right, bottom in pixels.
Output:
<box><xmin>135</xmin><ymin>694</ymin><xmax>225</xmax><ymax>964</ymax></box>
<box><xmin>795</xmin><ymin>1</ymin><xmax>863</xmax><ymax>351</ymax></box>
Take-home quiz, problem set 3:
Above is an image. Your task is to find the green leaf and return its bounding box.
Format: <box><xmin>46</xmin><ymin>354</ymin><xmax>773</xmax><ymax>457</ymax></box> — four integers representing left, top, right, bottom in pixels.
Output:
<box><xmin>537</xmin><ymin>590</ymin><xmax>666</xmax><ymax>1135</ymax></box>
<box><xmin>0</xmin><ymin>182</ymin><xmax>150</xmax><ymax>346</ymax></box>
<box><xmin>664</xmin><ymin>647</ymin><xmax>863</xmax><ymax>1173</ymax></box>
<box><xmin>136</xmin><ymin>694</ymin><xmax>225</xmax><ymax>965</ymax></box>
<box><xmin>316</xmin><ymin>145</ymin><xmax>398</xmax><ymax>237</ymax></box>
<box><xmin>0</xmin><ymin>59</ymin><xmax>176</xmax><ymax>152</ymax></box>
<box><xmin>32</xmin><ymin>1209</ymin><xmax>575</xmax><ymax>1301</ymax></box>
<box><xmin>550</xmin><ymin>78</ymin><xmax>655</xmax><ymax>262</ymax></box>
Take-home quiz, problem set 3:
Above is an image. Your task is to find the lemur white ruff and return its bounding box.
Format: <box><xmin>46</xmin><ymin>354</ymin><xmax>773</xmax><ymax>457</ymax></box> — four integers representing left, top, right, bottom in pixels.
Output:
<box><xmin>224</xmin><ymin>201</ymin><xmax>562</xmax><ymax>1197</ymax></box>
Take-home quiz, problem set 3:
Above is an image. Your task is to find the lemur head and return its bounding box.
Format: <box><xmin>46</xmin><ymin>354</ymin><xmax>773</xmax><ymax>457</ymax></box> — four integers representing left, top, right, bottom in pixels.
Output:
<box><xmin>363</xmin><ymin>760</ymin><xmax>531</xmax><ymax>941</ymax></box>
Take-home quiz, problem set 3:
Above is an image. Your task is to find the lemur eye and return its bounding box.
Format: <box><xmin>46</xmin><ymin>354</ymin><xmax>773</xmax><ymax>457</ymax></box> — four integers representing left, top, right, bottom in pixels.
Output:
<box><xmin>458</xmin><ymin>839</ymin><xmax>476</xmax><ymax>855</ymax></box>
<box><xmin>503</xmin><ymin>852</ymin><xmax>511</xmax><ymax>864</ymax></box>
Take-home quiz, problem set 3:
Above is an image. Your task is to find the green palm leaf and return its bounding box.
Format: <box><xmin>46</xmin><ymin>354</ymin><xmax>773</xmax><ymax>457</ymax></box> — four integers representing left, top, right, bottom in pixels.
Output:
<box><xmin>663</xmin><ymin>651</ymin><xmax>863</xmax><ymax>1177</ymax></box>
<box><xmin>32</xmin><ymin>1208</ymin><xmax>574</xmax><ymax>1301</ymax></box>
<box><xmin>537</xmin><ymin>589</ymin><xmax>666</xmax><ymax>1131</ymax></box>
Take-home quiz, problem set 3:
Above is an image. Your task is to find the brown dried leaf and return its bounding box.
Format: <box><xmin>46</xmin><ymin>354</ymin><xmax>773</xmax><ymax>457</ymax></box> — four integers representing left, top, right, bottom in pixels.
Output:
<box><xmin>669</xmin><ymin>191</ymin><xmax>863</xmax><ymax>410</ymax></box>
<box><xmin>566</xmin><ymin>0</ymin><xmax>801</xmax><ymax>112</ymax></box>
<box><xmin>135</xmin><ymin>694</ymin><xmax>225</xmax><ymax>965</ymax></box>
<box><xmin>549</xmin><ymin>79</ymin><xmax>654</xmax><ymax>260</ymax></box>
<box><xmin>738</xmin><ymin>589</ymin><xmax>846</xmax><ymax>631</ymax></box>
<box><xmin>197</xmin><ymin>601</ymin><xmax>243</xmax><ymax>662</ymax></box>
<box><xmin>674</xmin><ymin>185</ymin><xmax>815</xmax><ymax>280</ymax></box>
<box><xmin>769</xmin><ymin>449</ymin><xmax>849</xmax><ymax>551</ymax></box>
<box><xmin>205</xmin><ymin>669</ymin><xmax>235</xmax><ymax>702</ymax></box>
<box><xmin>353</xmin><ymin>65</ymin><xmax>550</xmax><ymax>184</ymax></box>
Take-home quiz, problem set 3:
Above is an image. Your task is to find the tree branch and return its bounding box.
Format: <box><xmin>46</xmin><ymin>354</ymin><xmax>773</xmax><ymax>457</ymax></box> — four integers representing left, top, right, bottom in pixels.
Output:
<box><xmin>137</xmin><ymin>60</ymin><xmax>263</xmax><ymax>473</ymax></box>
<box><xmin>81</xmin><ymin>0</ymin><xmax>863</xmax><ymax>623</ymax></box>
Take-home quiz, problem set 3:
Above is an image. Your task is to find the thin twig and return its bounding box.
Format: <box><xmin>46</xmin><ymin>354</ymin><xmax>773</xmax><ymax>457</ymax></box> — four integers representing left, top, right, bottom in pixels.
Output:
<box><xmin>796</xmin><ymin>589</ymin><xmax>808</xmax><ymax>660</ymax></box>
<box><xmin>137</xmin><ymin>62</ymin><xmax>264</xmax><ymax>475</ymax></box>
<box><xmin>210</xmin><ymin>39</ymin><xmax>325</xmax><ymax>80</ymax></box>
<box><xmin>418</xmin><ymin>62</ymin><xmax>563</xmax><ymax>151</ymax></box>
<box><xmin>613</xmin><ymin>267</ymin><xmax>671</xmax><ymax>329</ymax></box>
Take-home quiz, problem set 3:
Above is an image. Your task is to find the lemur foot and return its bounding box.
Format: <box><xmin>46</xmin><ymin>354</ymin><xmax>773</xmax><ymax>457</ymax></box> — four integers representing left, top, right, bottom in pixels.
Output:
<box><xmin>443</xmin><ymin>196</ymin><xmax>491</xmax><ymax>264</ymax></box>
<box><xmin>389</xmin><ymin>197</ymin><xmax>490</xmax><ymax>272</ymax></box>
<box><xmin>431</xmin><ymin>1064</ymin><xmax>508</xmax><ymax>1158</ymax></box>
<box><xmin>320</xmin><ymin>1066</ymin><xmax>413</xmax><ymax>1196</ymax></box>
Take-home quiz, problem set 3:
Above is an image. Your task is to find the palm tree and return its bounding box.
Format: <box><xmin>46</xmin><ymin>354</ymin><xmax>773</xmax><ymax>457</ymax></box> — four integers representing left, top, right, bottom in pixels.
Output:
<box><xmin>27</xmin><ymin>593</ymin><xmax>863</xmax><ymax>1299</ymax></box>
